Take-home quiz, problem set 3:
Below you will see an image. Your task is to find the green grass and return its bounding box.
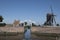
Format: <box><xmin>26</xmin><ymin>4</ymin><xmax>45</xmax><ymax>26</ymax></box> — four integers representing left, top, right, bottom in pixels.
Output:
<box><xmin>32</xmin><ymin>32</ymin><xmax>60</xmax><ymax>37</ymax></box>
<box><xmin>0</xmin><ymin>32</ymin><xmax>21</xmax><ymax>36</ymax></box>
<box><xmin>0</xmin><ymin>32</ymin><xmax>58</xmax><ymax>40</ymax></box>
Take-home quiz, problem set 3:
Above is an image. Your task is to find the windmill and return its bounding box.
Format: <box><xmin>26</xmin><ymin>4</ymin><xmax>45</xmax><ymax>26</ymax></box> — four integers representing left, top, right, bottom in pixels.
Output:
<box><xmin>44</xmin><ymin>6</ymin><xmax>56</xmax><ymax>26</ymax></box>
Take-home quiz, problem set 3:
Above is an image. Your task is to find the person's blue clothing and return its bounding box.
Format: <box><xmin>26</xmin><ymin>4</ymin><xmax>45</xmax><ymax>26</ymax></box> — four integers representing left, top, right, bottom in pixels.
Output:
<box><xmin>25</xmin><ymin>29</ymin><xmax>31</xmax><ymax>40</ymax></box>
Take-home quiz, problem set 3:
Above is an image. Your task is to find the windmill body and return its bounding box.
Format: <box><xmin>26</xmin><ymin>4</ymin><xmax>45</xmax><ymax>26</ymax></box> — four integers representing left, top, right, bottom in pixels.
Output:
<box><xmin>44</xmin><ymin>6</ymin><xmax>56</xmax><ymax>26</ymax></box>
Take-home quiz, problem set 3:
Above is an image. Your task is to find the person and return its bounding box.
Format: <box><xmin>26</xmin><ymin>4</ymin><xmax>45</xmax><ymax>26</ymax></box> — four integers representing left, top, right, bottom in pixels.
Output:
<box><xmin>24</xmin><ymin>25</ymin><xmax>31</xmax><ymax>40</ymax></box>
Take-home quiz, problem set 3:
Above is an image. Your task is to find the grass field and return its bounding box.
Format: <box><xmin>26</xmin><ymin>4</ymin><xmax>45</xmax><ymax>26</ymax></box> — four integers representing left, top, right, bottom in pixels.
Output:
<box><xmin>0</xmin><ymin>26</ymin><xmax>60</xmax><ymax>40</ymax></box>
<box><xmin>0</xmin><ymin>32</ymin><xmax>59</xmax><ymax>40</ymax></box>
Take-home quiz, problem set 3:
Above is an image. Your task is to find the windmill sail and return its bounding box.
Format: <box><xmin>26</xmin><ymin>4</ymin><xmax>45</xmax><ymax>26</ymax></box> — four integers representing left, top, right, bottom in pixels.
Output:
<box><xmin>50</xmin><ymin>6</ymin><xmax>56</xmax><ymax>25</ymax></box>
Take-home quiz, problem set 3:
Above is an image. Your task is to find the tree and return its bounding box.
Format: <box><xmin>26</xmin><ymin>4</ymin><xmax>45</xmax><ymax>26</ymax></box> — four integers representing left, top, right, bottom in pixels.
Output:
<box><xmin>32</xmin><ymin>23</ymin><xmax>36</xmax><ymax>26</ymax></box>
<box><xmin>20</xmin><ymin>23</ymin><xmax>24</xmax><ymax>26</ymax></box>
<box><xmin>56</xmin><ymin>24</ymin><xmax>60</xmax><ymax>26</ymax></box>
<box><xmin>0</xmin><ymin>15</ymin><xmax>6</xmax><ymax>27</ymax></box>
<box><xmin>0</xmin><ymin>15</ymin><xmax>3</xmax><ymax>22</ymax></box>
<box><xmin>24</xmin><ymin>22</ymin><xmax>27</xmax><ymax>25</ymax></box>
<box><xmin>38</xmin><ymin>25</ymin><xmax>41</xmax><ymax>27</ymax></box>
<box><xmin>0</xmin><ymin>23</ymin><xmax>6</xmax><ymax>26</ymax></box>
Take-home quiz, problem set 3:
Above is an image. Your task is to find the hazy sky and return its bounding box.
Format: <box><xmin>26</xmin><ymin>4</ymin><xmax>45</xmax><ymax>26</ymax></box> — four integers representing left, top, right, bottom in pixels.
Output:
<box><xmin>0</xmin><ymin>0</ymin><xmax>60</xmax><ymax>24</ymax></box>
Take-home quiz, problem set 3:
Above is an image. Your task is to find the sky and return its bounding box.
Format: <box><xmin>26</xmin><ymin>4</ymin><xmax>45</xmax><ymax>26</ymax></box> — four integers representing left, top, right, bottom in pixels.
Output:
<box><xmin>0</xmin><ymin>0</ymin><xmax>60</xmax><ymax>24</ymax></box>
